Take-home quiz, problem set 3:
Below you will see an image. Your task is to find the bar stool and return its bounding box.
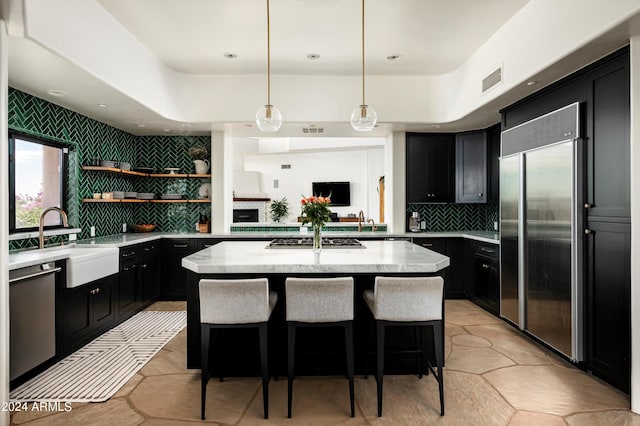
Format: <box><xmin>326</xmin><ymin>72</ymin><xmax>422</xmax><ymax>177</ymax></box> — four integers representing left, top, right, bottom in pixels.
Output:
<box><xmin>199</xmin><ymin>278</ymin><xmax>278</xmax><ymax>420</ymax></box>
<box><xmin>285</xmin><ymin>277</ymin><xmax>355</xmax><ymax>418</ymax></box>
<box><xmin>363</xmin><ymin>276</ymin><xmax>445</xmax><ymax>417</ymax></box>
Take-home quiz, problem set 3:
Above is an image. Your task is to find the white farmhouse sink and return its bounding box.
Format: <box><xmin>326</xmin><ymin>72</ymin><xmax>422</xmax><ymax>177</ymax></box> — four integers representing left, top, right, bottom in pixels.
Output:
<box><xmin>64</xmin><ymin>247</ymin><xmax>119</xmax><ymax>288</ymax></box>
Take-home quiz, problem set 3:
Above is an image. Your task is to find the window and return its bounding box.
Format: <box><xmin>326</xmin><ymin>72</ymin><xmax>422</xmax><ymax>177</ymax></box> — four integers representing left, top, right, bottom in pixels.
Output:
<box><xmin>9</xmin><ymin>133</ymin><xmax>68</xmax><ymax>232</ymax></box>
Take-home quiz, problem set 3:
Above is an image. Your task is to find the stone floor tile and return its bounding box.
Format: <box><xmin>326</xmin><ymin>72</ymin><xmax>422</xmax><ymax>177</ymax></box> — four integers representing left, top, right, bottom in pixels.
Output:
<box><xmin>466</xmin><ymin>324</ymin><xmax>550</xmax><ymax>365</ymax></box>
<box><xmin>447</xmin><ymin>346</ymin><xmax>515</xmax><ymax>374</ymax></box>
<box><xmin>566</xmin><ymin>409</ymin><xmax>640</xmax><ymax>425</ymax></box>
<box><xmin>508</xmin><ymin>410</ymin><xmax>566</xmax><ymax>425</ymax></box>
<box><xmin>238</xmin><ymin>377</ymin><xmax>367</xmax><ymax>426</ymax></box>
<box><xmin>144</xmin><ymin>301</ymin><xmax>186</xmax><ymax>311</ymax></box>
<box><xmin>130</xmin><ymin>373</ymin><xmax>258</xmax><ymax>423</ymax></box>
<box><xmin>484</xmin><ymin>365</ymin><xmax>630</xmax><ymax>416</ymax></box>
<box><xmin>12</xmin><ymin>399</ymin><xmax>143</xmax><ymax>426</ymax></box>
<box><xmin>113</xmin><ymin>373</ymin><xmax>144</xmax><ymax>398</ymax></box>
<box><xmin>139</xmin><ymin>347</ymin><xmax>187</xmax><ymax>376</ymax></box>
<box><xmin>359</xmin><ymin>371</ymin><xmax>515</xmax><ymax>425</ymax></box>
<box><xmin>445</xmin><ymin>323</ymin><xmax>469</xmax><ymax>337</ymax></box>
<box><xmin>162</xmin><ymin>328</ymin><xmax>187</xmax><ymax>354</ymax></box>
<box><xmin>451</xmin><ymin>334</ymin><xmax>492</xmax><ymax>348</ymax></box>
<box><xmin>446</xmin><ymin>310</ymin><xmax>504</xmax><ymax>327</ymax></box>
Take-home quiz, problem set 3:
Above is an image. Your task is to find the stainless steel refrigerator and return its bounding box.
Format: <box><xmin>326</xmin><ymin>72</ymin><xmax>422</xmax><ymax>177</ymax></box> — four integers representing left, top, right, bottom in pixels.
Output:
<box><xmin>500</xmin><ymin>102</ymin><xmax>583</xmax><ymax>361</ymax></box>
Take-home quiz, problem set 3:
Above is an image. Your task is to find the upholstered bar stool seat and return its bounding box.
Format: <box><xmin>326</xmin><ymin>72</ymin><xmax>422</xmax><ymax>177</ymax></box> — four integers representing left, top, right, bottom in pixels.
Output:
<box><xmin>199</xmin><ymin>278</ymin><xmax>277</xmax><ymax>420</ymax></box>
<box><xmin>285</xmin><ymin>277</ymin><xmax>355</xmax><ymax>418</ymax></box>
<box><xmin>363</xmin><ymin>276</ymin><xmax>445</xmax><ymax>416</ymax></box>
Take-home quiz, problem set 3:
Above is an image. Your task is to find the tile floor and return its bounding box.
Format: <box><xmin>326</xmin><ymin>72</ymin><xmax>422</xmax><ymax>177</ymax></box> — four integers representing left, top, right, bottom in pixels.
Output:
<box><xmin>11</xmin><ymin>300</ymin><xmax>640</xmax><ymax>425</ymax></box>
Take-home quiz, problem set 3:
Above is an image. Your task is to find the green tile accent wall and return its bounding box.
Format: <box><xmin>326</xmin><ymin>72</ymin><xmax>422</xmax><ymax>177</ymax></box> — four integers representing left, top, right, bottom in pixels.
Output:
<box><xmin>406</xmin><ymin>203</ymin><xmax>498</xmax><ymax>232</ymax></box>
<box><xmin>8</xmin><ymin>88</ymin><xmax>211</xmax><ymax>249</ymax></box>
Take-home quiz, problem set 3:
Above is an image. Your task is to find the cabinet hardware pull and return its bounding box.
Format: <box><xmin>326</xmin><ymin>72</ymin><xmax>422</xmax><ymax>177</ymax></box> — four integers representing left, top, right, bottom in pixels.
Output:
<box><xmin>144</xmin><ymin>246</ymin><xmax>155</xmax><ymax>251</ymax></box>
<box><xmin>584</xmin><ymin>229</ymin><xmax>592</xmax><ymax>235</ymax></box>
<box><xmin>478</xmin><ymin>193</ymin><xmax>483</xmax><ymax>197</ymax></box>
<box><xmin>204</xmin><ymin>244</ymin><xmax>214</xmax><ymax>248</ymax></box>
<box><xmin>174</xmin><ymin>244</ymin><xmax>188</xmax><ymax>248</ymax></box>
<box><xmin>8</xmin><ymin>266</ymin><xmax>61</xmax><ymax>284</ymax></box>
<box><xmin>422</xmin><ymin>243</ymin><xmax>433</xmax><ymax>247</ymax></box>
<box><xmin>123</xmin><ymin>265</ymin><xmax>137</xmax><ymax>271</ymax></box>
<box><xmin>141</xmin><ymin>264</ymin><xmax>147</xmax><ymax>268</ymax></box>
<box><xmin>584</xmin><ymin>203</ymin><xmax>593</xmax><ymax>209</ymax></box>
<box><xmin>96</xmin><ymin>288</ymin><xmax>100</xmax><ymax>294</ymax></box>
<box><xmin>482</xmin><ymin>263</ymin><xmax>490</xmax><ymax>269</ymax></box>
<box><xmin>122</xmin><ymin>251</ymin><xmax>135</xmax><ymax>257</ymax></box>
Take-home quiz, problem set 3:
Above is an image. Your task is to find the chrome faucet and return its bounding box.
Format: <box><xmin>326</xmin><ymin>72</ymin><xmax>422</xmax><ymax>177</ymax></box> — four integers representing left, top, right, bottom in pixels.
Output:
<box><xmin>39</xmin><ymin>207</ymin><xmax>69</xmax><ymax>249</ymax></box>
<box><xmin>367</xmin><ymin>218</ymin><xmax>377</xmax><ymax>232</ymax></box>
<box><xmin>357</xmin><ymin>210</ymin><xmax>365</xmax><ymax>232</ymax></box>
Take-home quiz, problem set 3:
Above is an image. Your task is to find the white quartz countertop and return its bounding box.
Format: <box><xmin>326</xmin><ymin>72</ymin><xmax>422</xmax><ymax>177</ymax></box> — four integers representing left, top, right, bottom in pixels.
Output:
<box><xmin>181</xmin><ymin>240</ymin><xmax>450</xmax><ymax>274</ymax></box>
<box><xmin>9</xmin><ymin>230</ymin><xmax>497</xmax><ymax>270</ymax></box>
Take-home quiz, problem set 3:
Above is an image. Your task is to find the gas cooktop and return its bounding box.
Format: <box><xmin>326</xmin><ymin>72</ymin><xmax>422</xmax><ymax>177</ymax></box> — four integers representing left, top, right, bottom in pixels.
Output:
<box><xmin>266</xmin><ymin>238</ymin><xmax>365</xmax><ymax>249</ymax></box>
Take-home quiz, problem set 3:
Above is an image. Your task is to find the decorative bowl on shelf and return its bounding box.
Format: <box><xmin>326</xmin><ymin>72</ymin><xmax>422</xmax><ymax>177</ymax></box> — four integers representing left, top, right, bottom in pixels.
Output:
<box><xmin>129</xmin><ymin>224</ymin><xmax>156</xmax><ymax>233</ymax></box>
<box><xmin>164</xmin><ymin>167</ymin><xmax>181</xmax><ymax>174</ymax></box>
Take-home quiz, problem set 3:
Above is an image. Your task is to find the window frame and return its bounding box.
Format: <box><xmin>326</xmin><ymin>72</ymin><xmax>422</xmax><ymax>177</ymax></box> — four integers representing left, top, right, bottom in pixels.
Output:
<box><xmin>9</xmin><ymin>131</ymin><xmax>69</xmax><ymax>234</ymax></box>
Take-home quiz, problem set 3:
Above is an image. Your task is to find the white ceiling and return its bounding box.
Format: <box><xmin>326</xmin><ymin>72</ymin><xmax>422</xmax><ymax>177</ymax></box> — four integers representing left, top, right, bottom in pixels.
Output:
<box><xmin>6</xmin><ymin>0</ymin><xmax>640</xmax><ymax>137</ymax></box>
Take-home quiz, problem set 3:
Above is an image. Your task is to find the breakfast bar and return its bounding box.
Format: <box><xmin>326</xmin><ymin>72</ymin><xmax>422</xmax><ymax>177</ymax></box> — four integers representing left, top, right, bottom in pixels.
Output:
<box><xmin>182</xmin><ymin>240</ymin><xmax>450</xmax><ymax>373</ymax></box>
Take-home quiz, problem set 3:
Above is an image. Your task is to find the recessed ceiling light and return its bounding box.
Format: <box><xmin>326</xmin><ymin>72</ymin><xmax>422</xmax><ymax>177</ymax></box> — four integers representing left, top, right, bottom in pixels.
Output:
<box><xmin>386</xmin><ymin>54</ymin><xmax>402</xmax><ymax>61</ymax></box>
<box><xmin>431</xmin><ymin>124</ymin><xmax>441</xmax><ymax>128</ymax></box>
<box><xmin>244</xmin><ymin>123</ymin><xmax>253</xmax><ymax>127</ymax></box>
<box><xmin>97</xmin><ymin>103</ymin><xmax>107</xmax><ymax>108</ymax></box>
<box><xmin>163</xmin><ymin>128</ymin><xmax>171</xmax><ymax>133</ymax></box>
<box><xmin>224</xmin><ymin>52</ymin><xmax>238</xmax><ymax>59</ymax></box>
<box><xmin>181</xmin><ymin>123</ymin><xmax>191</xmax><ymax>128</ymax></box>
<box><xmin>134</xmin><ymin>124</ymin><xmax>146</xmax><ymax>128</ymax></box>
<box><xmin>527</xmin><ymin>80</ymin><xmax>538</xmax><ymax>86</ymax></box>
<box><xmin>47</xmin><ymin>89</ymin><xmax>67</xmax><ymax>97</ymax></box>
<box><xmin>306</xmin><ymin>53</ymin><xmax>320</xmax><ymax>60</ymax></box>
<box><xmin>308</xmin><ymin>124</ymin><xmax>317</xmax><ymax>128</ymax></box>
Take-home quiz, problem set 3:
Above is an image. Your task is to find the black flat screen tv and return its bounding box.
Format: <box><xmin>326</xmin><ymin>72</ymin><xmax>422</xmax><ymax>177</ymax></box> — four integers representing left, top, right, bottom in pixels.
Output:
<box><xmin>312</xmin><ymin>181</ymin><xmax>351</xmax><ymax>206</ymax></box>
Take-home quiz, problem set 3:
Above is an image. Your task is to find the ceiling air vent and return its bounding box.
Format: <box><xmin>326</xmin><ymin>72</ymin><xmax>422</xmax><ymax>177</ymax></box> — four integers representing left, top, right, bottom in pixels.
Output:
<box><xmin>281</xmin><ymin>164</ymin><xmax>291</xmax><ymax>169</ymax></box>
<box><xmin>482</xmin><ymin>67</ymin><xmax>502</xmax><ymax>93</ymax></box>
<box><xmin>302</xmin><ymin>127</ymin><xmax>324</xmax><ymax>134</ymax></box>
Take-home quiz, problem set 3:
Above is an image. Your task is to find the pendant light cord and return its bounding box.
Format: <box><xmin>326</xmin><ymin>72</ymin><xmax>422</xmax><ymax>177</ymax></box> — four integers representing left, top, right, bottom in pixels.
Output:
<box><xmin>361</xmin><ymin>0</ymin><xmax>365</xmax><ymax>107</ymax></box>
<box><xmin>267</xmin><ymin>0</ymin><xmax>271</xmax><ymax>106</ymax></box>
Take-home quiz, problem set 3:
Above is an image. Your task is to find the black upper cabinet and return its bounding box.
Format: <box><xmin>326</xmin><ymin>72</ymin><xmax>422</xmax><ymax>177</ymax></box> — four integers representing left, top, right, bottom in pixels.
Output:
<box><xmin>584</xmin><ymin>55</ymin><xmax>630</xmax><ymax>220</ymax></box>
<box><xmin>455</xmin><ymin>131</ymin><xmax>487</xmax><ymax>203</ymax></box>
<box><xmin>406</xmin><ymin>133</ymin><xmax>454</xmax><ymax>203</ymax></box>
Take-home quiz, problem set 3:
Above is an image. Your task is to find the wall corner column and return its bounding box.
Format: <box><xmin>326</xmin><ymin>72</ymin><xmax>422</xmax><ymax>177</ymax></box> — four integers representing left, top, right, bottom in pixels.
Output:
<box><xmin>386</xmin><ymin>131</ymin><xmax>406</xmax><ymax>233</ymax></box>
<box><xmin>630</xmin><ymin>35</ymin><xmax>640</xmax><ymax>414</ymax></box>
<box><xmin>210</xmin><ymin>129</ymin><xmax>232</xmax><ymax>233</ymax></box>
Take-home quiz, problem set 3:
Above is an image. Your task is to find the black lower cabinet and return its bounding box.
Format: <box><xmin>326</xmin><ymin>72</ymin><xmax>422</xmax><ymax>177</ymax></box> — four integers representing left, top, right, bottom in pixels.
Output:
<box><xmin>59</xmin><ymin>274</ymin><xmax>116</xmax><ymax>355</ymax></box>
<box><xmin>140</xmin><ymin>242</ymin><xmax>160</xmax><ymax>305</ymax></box>
<box><xmin>585</xmin><ymin>221</ymin><xmax>630</xmax><ymax>393</ymax></box>
<box><xmin>118</xmin><ymin>247</ymin><xmax>140</xmax><ymax>319</ymax></box>
<box><xmin>413</xmin><ymin>238</ymin><xmax>465</xmax><ymax>298</ymax></box>
<box><xmin>464</xmin><ymin>240</ymin><xmax>500</xmax><ymax>315</ymax></box>
<box><xmin>161</xmin><ymin>239</ymin><xmax>199</xmax><ymax>300</ymax></box>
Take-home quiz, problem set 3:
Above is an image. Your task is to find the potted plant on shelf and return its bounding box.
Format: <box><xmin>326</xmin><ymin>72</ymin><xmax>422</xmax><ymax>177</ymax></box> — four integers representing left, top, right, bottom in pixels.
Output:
<box><xmin>270</xmin><ymin>198</ymin><xmax>289</xmax><ymax>223</ymax></box>
<box><xmin>188</xmin><ymin>146</ymin><xmax>210</xmax><ymax>174</ymax></box>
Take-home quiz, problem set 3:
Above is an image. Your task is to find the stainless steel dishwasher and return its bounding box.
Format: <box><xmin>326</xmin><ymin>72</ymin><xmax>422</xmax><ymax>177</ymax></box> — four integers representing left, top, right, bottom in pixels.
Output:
<box><xmin>9</xmin><ymin>262</ymin><xmax>60</xmax><ymax>380</ymax></box>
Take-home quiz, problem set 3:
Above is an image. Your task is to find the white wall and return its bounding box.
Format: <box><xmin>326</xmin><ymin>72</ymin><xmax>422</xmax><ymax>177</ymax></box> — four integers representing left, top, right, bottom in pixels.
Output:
<box><xmin>241</xmin><ymin>145</ymin><xmax>384</xmax><ymax>222</ymax></box>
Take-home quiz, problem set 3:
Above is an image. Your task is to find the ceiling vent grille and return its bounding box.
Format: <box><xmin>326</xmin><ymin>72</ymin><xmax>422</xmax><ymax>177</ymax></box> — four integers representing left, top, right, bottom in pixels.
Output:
<box><xmin>302</xmin><ymin>127</ymin><xmax>324</xmax><ymax>134</ymax></box>
<box><xmin>482</xmin><ymin>67</ymin><xmax>502</xmax><ymax>93</ymax></box>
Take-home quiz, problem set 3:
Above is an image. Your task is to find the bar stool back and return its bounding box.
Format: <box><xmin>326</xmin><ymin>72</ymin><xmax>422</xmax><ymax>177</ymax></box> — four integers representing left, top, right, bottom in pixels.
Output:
<box><xmin>285</xmin><ymin>277</ymin><xmax>355</xmax><ymax>418</ymax></box>
<box><xmin>199</xmin><ymin>278</ymin><xmax>278</xmax><ymax>420</ymax></box>
<box><xmin>363</xmin><ymin>275</ymin><xmax>444</xmax><ymax>416</ymax></box>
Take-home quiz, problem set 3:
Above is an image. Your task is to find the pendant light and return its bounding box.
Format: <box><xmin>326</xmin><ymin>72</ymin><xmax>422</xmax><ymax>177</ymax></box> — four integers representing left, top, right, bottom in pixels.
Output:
<box><xmin>256</xmin><ymin>0</ymin><xmax>282</xmax><ymax>132</ymax></box>
<box><xmin>350</xmin><ymin>0</ymin><xmax>377</xmax><ymax>131</ymax></box>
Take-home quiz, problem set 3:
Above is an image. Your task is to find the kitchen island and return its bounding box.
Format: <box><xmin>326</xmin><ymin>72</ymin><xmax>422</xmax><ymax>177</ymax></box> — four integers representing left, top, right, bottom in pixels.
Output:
<box><xmin>182</xmin><ymin>240</ymin><xmax>449</xmax><ymax>374</ymax></box>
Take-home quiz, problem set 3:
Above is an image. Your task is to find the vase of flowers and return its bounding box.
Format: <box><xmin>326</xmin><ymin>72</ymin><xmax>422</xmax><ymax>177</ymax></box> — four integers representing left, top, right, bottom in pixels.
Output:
<box><xmin>300</xmin><ymin>195</ymin><xmax>332</xmax><ymax>251</ymax></box>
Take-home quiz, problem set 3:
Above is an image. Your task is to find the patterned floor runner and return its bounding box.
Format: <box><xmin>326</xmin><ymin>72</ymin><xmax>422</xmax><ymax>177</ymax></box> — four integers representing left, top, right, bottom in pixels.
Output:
<box><xmin>10</xmin><ymin>311</ymin><xmax>186</xmax><ymax>402</ymax></box>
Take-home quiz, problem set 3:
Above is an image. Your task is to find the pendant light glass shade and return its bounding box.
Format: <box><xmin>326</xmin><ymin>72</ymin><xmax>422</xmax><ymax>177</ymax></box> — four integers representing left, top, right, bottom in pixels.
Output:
<box><xmin>256</xmin><ymin>0</ymin><xmax>282</xmax><ymax>132</ymax></box>
<box><xmin>351</xmin><ymin>0</ymin><xmax>376</xmax><ymax>132</ymax></box>
<box><xmin>256</xmin><ymin>104</ymin><xmax>282</xmax><ymax>132</ymax></box>
<box><xmin>350</xmin><ymin>104</ymin><xmax>377</xmax><ymax>131</ymax></box>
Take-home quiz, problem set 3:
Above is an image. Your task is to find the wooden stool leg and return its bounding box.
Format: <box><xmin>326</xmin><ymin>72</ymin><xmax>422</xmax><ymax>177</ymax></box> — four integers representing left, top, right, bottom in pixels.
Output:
<box><xmin>258</xmin><ymin>323</ymin><xmax>269</xmax><ymax>419</ymax></box>
<box><xmin>287</xmin><ymin>323</ymin><xmax>296</xmax><ymax>418</ymax></box>
<box><xmin>200</xmin><ymin>325</ymin><xmax>210</xmax><ymax>420</ymax></box>
<box><xmin>376</xmin><ymin>321</ymin><xmax>385</xmax><ymax>417</ymax></box>
<box><xmin>345</xmin><ymin>322</ymin><xmax>355</xmax><ymax>417</ymax></box>
<box><xmin>433</xmin><ymin>321</ymin><xmax>445</xmax><ymax>416</ymax></box>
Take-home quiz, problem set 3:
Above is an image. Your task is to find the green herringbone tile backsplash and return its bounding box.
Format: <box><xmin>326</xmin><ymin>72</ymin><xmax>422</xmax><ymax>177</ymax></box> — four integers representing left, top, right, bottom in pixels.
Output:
<box><xmin>8</xmin><ymin>88</ymin><xmax>210</xmax><ymax>250</ymax></box>
<box><xmin>406</xmin><ymin>203</ymin><xmax>498</xmax><ymax>232</ymax></box>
